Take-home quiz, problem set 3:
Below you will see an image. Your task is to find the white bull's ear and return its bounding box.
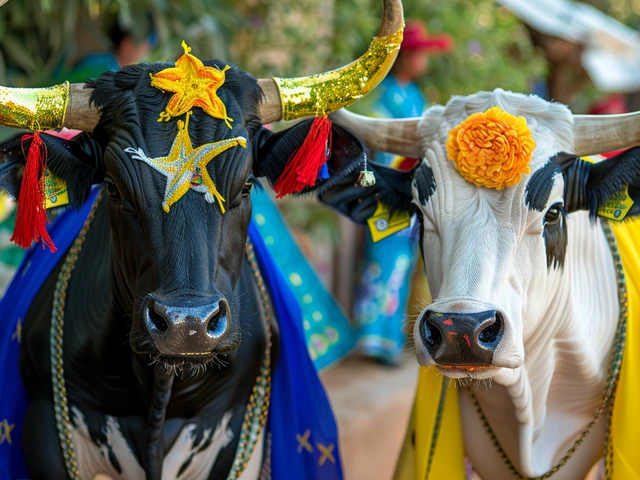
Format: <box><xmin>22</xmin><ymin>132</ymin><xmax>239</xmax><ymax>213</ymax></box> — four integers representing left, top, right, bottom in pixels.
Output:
<box><xmin>553</xmin><ymin>147</ymin><xmax>640</xmax><ymax>219</ymax></box>
<box><xmin>317</xmin><ymin>160</ymin><xmax>415</xmax><ymax>224</ymax></box>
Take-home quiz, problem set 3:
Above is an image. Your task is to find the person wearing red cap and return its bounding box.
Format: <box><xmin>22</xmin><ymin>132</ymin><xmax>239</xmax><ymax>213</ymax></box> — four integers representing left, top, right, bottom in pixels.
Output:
<box><xmin>353</xmin><ymin>20</ymin><xmax>453</xmax><ymax>365</ymax></box>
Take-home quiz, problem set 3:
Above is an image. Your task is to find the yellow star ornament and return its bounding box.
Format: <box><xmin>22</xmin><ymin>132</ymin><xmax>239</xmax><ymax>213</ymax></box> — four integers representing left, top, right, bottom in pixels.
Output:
<box><xmin>151</xmin><ymin>41</ymin><xmax>233</xmax><ymax>127</ymax></box>
<box><xmin>125</xmin><ymin>112</ymin><xmax>246</xmax><ymax>213</ymax></box>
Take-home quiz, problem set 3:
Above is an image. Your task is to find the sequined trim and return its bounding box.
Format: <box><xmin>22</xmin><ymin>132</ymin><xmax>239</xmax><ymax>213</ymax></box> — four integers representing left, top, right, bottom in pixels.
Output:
<box><xmin>0</xmin><ymin>82</ymin><xmax>69</xmax><ymax>130</ymax></box>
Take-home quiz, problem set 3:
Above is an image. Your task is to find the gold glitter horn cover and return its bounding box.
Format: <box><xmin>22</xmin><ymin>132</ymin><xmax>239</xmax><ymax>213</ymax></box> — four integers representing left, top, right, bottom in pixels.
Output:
<box><xmin>257</xmin><ymin>0</ymin><xmax>404</xmax><ymax>124</ymax></box>
<box><xmin>0</xmin><ymin>82</ymin><xmax>99</xmax><ymax>132</ymax></box>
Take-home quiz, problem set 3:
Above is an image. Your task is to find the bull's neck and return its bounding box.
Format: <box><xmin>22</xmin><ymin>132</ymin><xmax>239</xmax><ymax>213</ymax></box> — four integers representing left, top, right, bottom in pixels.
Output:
<box><xmin>484</xmin><ymin>212</ymin><xmax>619</xmax><ymax>475</ymax></box>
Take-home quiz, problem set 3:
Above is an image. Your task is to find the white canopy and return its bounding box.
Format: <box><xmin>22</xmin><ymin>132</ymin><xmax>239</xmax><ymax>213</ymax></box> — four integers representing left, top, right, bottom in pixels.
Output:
<box><xmin>496</xmin><ymin>0</ymin><xmax>640</xmax><ymax>92</ymax></box>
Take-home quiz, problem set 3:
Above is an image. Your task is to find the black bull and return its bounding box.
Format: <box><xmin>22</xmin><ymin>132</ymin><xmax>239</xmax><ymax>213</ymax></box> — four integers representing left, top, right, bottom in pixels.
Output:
<box><xmin>0</xmin><ymin>61</ymin><xmax>400</xmax><ymax>478</ymax></box>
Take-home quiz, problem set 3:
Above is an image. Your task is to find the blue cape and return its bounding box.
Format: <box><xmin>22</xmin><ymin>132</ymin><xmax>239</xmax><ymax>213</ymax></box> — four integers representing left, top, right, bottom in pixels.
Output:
<box><xmin>0</xmin><ymin>189</ymin><xmax>342</xmax><ymax>480</ymax></box>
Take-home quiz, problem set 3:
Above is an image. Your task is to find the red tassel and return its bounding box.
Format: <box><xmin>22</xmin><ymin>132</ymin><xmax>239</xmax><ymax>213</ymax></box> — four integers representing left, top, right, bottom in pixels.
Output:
<box><xmin>11</xmin><ymin>132</ymin><xmax>56</xmax><ymax>252</ymax></box>
<box><xmin>274</xmin><ymin>116</ymin><xmax>332</xmax><ymax>198</ymax></box>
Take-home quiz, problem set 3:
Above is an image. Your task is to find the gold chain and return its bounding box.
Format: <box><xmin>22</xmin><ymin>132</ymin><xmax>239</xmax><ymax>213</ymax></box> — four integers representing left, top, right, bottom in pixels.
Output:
<box><xmin>50</xmin><ymin>191</ymin><xmax>103</xmax><ymax>480</ymax></box>
<box><xmin>468</xmin><ymin>220</ymin><xmax>627</xmax><ymax>480</ymax></box>
<box><xmin>226</xmin><ymin>240</ymin><xmax>273</xmax><ymax>480</ymax></box>
<box><xmin>51</xmin><ymin>191</ymin><xmax>272</xmax><ymax>479</ymax></box>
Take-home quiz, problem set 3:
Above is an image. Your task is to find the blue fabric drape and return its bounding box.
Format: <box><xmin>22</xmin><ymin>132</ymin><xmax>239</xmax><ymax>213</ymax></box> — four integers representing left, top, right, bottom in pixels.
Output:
<box><xmin>249</xmin><ymin>221</ymin><xmax>343</xmax><ymax>480</ymax></box>
<box><xmin>0</xmin><ymin>187</ymin><xmax>101</xmax><ymax>480</ymax></box>
<box><xmin>251</xmin><ymin>188</ymin><xmax>355</xmax><ymax>371</ymax></box>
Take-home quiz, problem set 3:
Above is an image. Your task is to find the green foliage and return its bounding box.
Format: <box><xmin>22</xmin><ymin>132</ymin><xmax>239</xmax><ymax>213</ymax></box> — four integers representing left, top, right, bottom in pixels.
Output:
<box><xmin>0</xmin><ymin>0</ymin><xmax>242</xmax><ymax>86</ymax></box>
<box><xmin>403</xmin><ymin>0</ymin><xmax>547</xmax><ymax>104</ymax></box>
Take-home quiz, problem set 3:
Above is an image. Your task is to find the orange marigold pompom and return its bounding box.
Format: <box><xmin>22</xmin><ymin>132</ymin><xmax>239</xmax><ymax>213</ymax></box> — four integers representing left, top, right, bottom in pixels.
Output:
<box><xmin>446</xmin><ymin>106</ymin><xmax>536</xmax><ymax>190</ymax></box>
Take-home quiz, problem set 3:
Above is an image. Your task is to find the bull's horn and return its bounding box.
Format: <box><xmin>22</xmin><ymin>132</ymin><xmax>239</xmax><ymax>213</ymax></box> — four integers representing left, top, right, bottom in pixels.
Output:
<box><xmin>333</xmin><ymin>109</ymin><xmax>640</xmax><ymax>160</ymax></box>
<box><xmin>0</xmin><ymin>82</ymin><xmax>99</xmax><ymax>132</ymax></box>
<box><xmin>258</xmin><ymin>0</ymin><xmax>405</xmax><ymax>124</ymax></box>
<box><xmin>573</xmin><ymin>112</ymin><xmax>640</xmax><ymax>157</ymax></box>
<box><xmin>329</xmin><ymin>109</ymin><xmax>421</xmax><ymax>158</ymax></box>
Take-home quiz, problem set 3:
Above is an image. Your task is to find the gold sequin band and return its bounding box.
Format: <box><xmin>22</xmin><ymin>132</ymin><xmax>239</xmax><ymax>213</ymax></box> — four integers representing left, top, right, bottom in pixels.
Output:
<box><xmin>273</xmin><ymin>26</ymin><xmax>404</xmax><ymax>120</ymax></box>
<box><xmin>0</xmin><ymin>81</ymin><xmax>69</xmax><ymax>130</ymax></box>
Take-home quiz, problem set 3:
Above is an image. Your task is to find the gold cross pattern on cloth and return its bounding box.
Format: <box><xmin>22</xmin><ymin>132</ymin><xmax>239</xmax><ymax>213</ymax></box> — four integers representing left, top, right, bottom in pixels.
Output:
<box><xmin>0</xmin><ymin>419</ymin><xmax>15</xmax><ymax>445</ymax></box>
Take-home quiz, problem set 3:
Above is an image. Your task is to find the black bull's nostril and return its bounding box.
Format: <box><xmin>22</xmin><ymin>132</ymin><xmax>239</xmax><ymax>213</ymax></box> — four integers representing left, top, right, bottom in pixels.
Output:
<box><xmin>419</xmin><ymin>310</ymin><xmax>504</xmax><ymax>366</ymax></box>
<box><xmin>141</xmin><ymin>294</ymin><xmax>232</xmax><ymax>356</ymax></box>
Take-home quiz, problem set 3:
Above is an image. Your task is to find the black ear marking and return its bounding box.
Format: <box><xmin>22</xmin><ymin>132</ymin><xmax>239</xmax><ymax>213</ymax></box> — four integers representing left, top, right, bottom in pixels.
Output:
<box><xmin>413</xmin><ymin>162</ymin><xmax>436</xmax><ymax>206</ymax></box>
<box><xmin>525</xmin><ymin>162</ymin><xmax>562</xmax><ymax>212</ymax></box>
<box><xmin>583</xmin><ymin>147</ymin><xmax>640</xmax><ymax>219</ymax></box>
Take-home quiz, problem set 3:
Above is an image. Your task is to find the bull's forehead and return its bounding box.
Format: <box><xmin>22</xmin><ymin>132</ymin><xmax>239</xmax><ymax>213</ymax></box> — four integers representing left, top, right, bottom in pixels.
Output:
<box><xmin>413</xmin><ymin>89</ymin><xmax>571</xmax><ymax>222</ymax></box>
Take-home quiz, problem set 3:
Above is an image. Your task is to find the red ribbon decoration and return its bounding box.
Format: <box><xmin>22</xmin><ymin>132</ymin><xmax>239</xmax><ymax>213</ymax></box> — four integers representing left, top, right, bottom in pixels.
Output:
<box><xmin>274</xmin><ymin>116</ymin><xmax>333</xmax><ymax>198</ymax></box>
<box><xmin>11</xmin><ymin>132</ymin><xmax>56</xmax><ymax>252</ymax></box>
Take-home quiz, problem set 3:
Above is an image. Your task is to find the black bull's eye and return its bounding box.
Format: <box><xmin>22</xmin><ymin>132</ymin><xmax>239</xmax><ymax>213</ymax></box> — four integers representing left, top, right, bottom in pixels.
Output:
<box><xmin>544</xmin><ymin>204</ymin><xmax>563</xmax><ymax>225</ymax></box>
<box><xmin>106</xmin><ymin>181</ymin><xmax>120</xmax><ymax>201</ymax></box>
<box><xmin>242</xmin><ymin>181</ymin><xmax>252</xmax><ymax>198</ymax></box>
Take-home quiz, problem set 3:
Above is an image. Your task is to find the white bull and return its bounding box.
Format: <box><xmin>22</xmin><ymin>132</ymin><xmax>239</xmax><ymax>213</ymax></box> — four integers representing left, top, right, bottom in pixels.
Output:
<box><xmin>331</xmin><ymin>89</ymin><xmax>640</xmax><ymax>480</ymax></box>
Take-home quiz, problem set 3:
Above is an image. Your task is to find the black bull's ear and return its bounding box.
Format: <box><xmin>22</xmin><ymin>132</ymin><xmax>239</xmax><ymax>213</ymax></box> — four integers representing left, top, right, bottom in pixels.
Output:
<box><xmin>252</xmin><ymin>120</ymin><xmax>414</xmax><ymax>223</ymax></box>
<box><xmin>553</xmin><ymin>147</ymin><xmax>640</xmax><ymax>219</ymax></box>
<box><xmin>0</xmin><ymin>131</ymin><xmax>104</xmax><ymax>209</ymax></box>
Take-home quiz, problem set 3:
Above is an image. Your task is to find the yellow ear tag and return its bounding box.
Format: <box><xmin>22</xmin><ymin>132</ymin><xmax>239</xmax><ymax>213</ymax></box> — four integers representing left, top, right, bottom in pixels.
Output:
<box><xmin>44</xmin><ymin>169</ymin><xmax>69</xmax><ymax>209</ymax></box>
<box><xmin>582</xmin><ymin>155</ymin><xmax>634</xmax><ymax>221</ymax></box>
<box><xmin>367</xmin><ymin>201</ymin><xmax>411</xmax><ymax>243</ymax></box>
<box><xmin>598</xmin><ymin>184</ymin><xmax>634</xmax><ymax>221</ymax></box>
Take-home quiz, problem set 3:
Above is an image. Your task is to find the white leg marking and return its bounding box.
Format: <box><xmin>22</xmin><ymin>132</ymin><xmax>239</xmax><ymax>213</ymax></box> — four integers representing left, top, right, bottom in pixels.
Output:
<box><xmin>162</xmin><ymin>411</ymin><xmax>234</xmax><ymax>480</ymax></box>
<box><xmin>70</xmin><ymin>406</ymin><xmax>145</xmax><ymax>480</ymax></box>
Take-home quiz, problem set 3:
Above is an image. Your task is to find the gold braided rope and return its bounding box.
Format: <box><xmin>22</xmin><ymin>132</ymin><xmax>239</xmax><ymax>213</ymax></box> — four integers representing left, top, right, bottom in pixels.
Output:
<box><xmin>51</xmin><ymin>191</ymin><xmax>103</xmax><ymax>480</ymax></box>
<box><xmin>52</xmin><ymin>191</ymin><xmax>272</xmax><ymax>479</ymax></box>
<box><xmin>466</xmin><ymin>219</ymin><xmax>626</xmax><ymax>480</ymax></box>
<box><xmin>227</xmin><ymin>240</ymin><xmax>273</xmax><ymax>480</ymax></box>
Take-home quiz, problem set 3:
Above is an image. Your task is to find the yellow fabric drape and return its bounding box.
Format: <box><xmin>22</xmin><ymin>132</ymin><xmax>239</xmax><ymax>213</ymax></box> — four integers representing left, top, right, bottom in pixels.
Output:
<box><xmin>609</xmin><ymin>220</ymin><xmax>640</xmax><ymax>479</ymax></box>
<box><xmin>395</xmin><ymin>220</ymin><xmax>640</xmax><ymax>479</ymax></box>
<box><xmin>394</xmin><ymin>368</ymin><xmax>466</xmax><ymax>479</ymax></box>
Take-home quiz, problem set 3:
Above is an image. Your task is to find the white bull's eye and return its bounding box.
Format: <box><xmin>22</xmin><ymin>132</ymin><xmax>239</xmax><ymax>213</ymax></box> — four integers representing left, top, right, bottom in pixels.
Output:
<box><xmin>544</xmin><ymin>204</ymin><xmax>563</xmax><ymax>225</ymax></box>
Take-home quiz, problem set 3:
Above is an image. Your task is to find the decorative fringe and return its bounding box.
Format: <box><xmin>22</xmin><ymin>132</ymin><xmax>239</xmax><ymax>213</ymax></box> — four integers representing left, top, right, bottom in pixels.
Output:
<box><xmin>274</xmin><ymin>116</ymin><xmax>332</xmax><ymax>198</ymax></box>
<box><xmin>11</xmin><ymin>132</ymin><xmax>56</xmax><ymax>252</ymax></box>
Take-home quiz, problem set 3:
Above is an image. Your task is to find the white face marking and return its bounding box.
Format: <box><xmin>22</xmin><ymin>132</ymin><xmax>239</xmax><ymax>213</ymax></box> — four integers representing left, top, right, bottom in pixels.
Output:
<box><xmin>189</xmin><ymin>329</ymin><xmax>197</xmax><ymax>336</ymax></box>
<box><xmin>410</xmin><ymin>90</ymin><xmax>576</xmax><ymax>377</ymax></box>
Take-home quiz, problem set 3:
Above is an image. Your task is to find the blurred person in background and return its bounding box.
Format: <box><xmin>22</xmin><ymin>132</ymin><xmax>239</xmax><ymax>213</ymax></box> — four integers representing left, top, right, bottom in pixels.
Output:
<box><xmin>63</xmin><ymin>13</ymin><xmax>156</xmax><ymax>82</ymax></box>
<box><xmin>588</xmin><ymin>93</ymin><xmax>628</xmax><ymax>115</ymax></box>
<box><xmin>353</xmin><ymin>19</ymin><xmax>453</xmax><ymax>365</ymax></box>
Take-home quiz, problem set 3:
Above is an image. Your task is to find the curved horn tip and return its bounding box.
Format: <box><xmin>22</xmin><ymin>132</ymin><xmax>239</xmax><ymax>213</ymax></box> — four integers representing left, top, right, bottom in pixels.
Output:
<box><xmin>572</xmin><ymin>112</ymin><xmax>640</xmax><ymax>156</ymax></box>
<box><xmin>378</xmin><ymin>0</ymin><xmax>405</xmax><ymax>37</ymax></box>
<box><xmin>258</xmin><ymin>0</ymin><xmax>404</xmax><ymax>123</ymax></box>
